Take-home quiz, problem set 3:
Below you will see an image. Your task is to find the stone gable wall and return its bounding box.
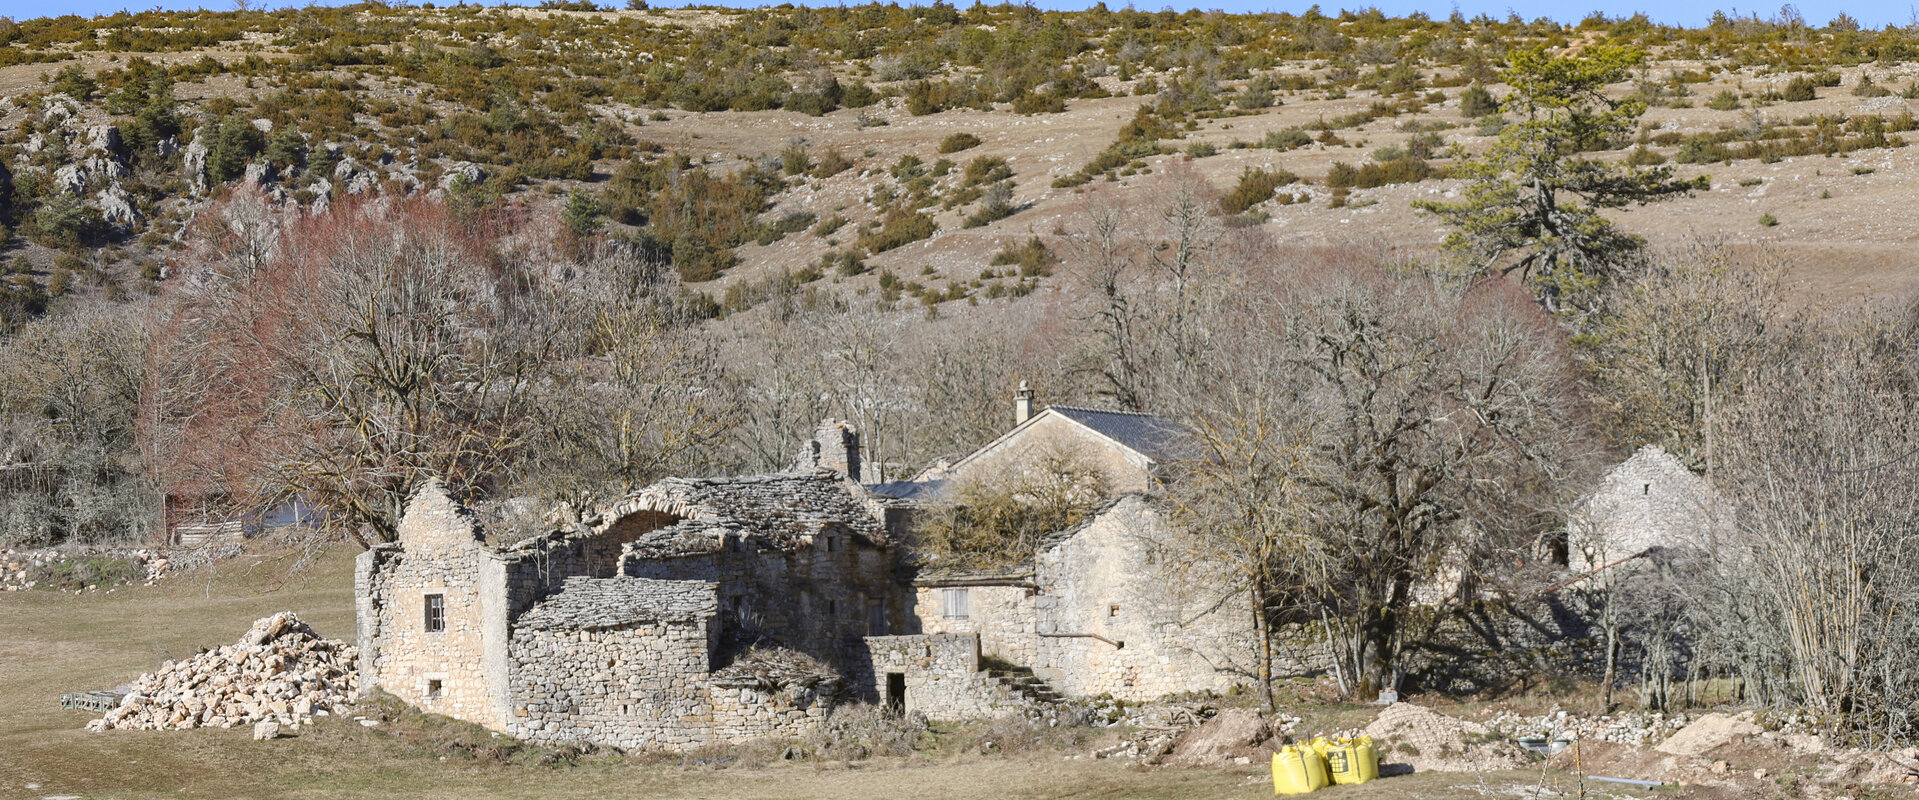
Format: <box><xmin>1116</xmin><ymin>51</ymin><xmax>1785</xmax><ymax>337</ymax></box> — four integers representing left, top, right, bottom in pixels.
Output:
<box><xmin>1570</xmin><ymin>446</ymin><xmax>1720</xmax><ymax>572</ymax></box>
<box><xmin>622</xmin><ymin>541</ymin><xmax>899</xmax><ymax>683</ymax></box>
<box><xmin>952</xmin><ymin>414</ymin><xmax>1153</xmax><ymax>494</ymax></box>
<box><xmin>1032</xmin><ymin>497</ymin><xmax>1252</xmax><ymax>702</ymax></box>
<box><xmin>356</xmin><ymin>485</ymin><xmax>508</xmax><ymax>729</ymax></box>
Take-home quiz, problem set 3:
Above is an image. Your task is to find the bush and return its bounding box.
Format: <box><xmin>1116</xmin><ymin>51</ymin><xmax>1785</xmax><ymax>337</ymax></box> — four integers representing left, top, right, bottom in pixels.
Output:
<box><xmin>938</xmin><ymin>132</ymin><xmax>982</xmax><ymax>154</ymax></box>
<box><xmin>802</xmin><ymin>704</ymin><xmax>927</xmax><ymax>762</ymax></box>
<box><xmin>1758</xmin><ymin>213</ymin><xmax>1778</xmax><ymax>227</ymax></box>
<box><xmin>1263</xmin><ymin>128</ymin><xmax>1313</xmax><ymax>150</ymax></box>
<box><xmin>206</xmin><ymin>115</ymin><xmax>265</xmax><ymax>184</ymax></box>
<box><xmin>1460</xmin><ymin>83</ymin><xmax>1499</xmax><ymax>118</ymax></box>
<box><xmin>1784</xmin><ymin>76</ymin><xmax>1816</xmax><ymax>102</ymax></box>
<box><xmin>1706</xmin><ymin>89</ymin><xmax>1742</xmax><ymax>111</ymax></box>
<box><xmin>1220</xmin><ymin>167</ymin><xmax>1297</xmax><ymax>214</ymax></box>
<box><xmin>963</xmin><ymin>182</ymin><xmax>1016</xmax><ymax>228</ymax></box>
<box><xmin>32</xmin><ymin>195</ymin><xmax>104</xmax><ymax>248</ymax></box>
<box><xmin>1854</xmin><ymin>75</ymin><xmax>1892</xmax><ymax>98</ymax></box>
<box><xmin>988</xmin><ymin>236</ymin><xmax>1056</xmax><ymax>277</ymax></box>
<box><xmin>1325</xmin><ymin>157</ymin><xmax>1434</xmax><ymax>189</ymax></box>
<box><xmin>855</xmin><ymin>208</ymin><xmax>936</xmax><ymax>253</ymax></box>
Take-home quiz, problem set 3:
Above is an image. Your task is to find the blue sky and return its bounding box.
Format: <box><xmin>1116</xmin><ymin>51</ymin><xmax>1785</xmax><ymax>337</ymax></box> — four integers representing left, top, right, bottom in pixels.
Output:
<box><xmin>7</xmin><ymin>0</ymin><xmax>1916</xmax><ymax>31</ymax></box>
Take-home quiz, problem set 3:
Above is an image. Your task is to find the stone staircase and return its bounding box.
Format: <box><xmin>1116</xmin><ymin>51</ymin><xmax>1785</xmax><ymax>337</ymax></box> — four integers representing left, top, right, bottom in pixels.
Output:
<box><xmin>986</xmin><ymin>665</ymin><xmax>1064</xmax><ymax>705</ymax></box>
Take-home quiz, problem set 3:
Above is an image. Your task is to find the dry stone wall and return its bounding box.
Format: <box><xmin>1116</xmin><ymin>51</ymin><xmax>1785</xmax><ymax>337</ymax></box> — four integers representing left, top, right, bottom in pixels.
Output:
<box><xmin>505</xmin><ymin>618</ymin><xmax>714</xmax><ymax>749</ymax></box>
<box><xmin>855</xmin><ymin>634</ymin><xmax>1018</xmax><ymax>718</ymax></box>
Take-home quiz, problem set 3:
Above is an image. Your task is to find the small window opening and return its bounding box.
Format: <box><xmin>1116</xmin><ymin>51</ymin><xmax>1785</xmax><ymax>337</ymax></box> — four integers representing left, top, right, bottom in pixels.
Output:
<box><xmin>826</xmin><ymin>536</ymin><xmax>840</xmax><ymax>552</ymax></box>
<box><xmin>942</xmin><ymin>587</ymin><xmax>970</xmax><ymax>620</ymax></box>
<box><xmin>1109</xmin><ymin>604</ymin><xmax>1121</xmax><ymax>618</ymax></box>
<box><xmin>427</xmin><ymin>679</ymin><xmax>443</xmax><ymax>700</ymax></box>
<box><xmin>424</xmin><ymin>593</ymin><xmax>445</xmax><ymax>633</ymax></box>
<box><xmin>1643</xmin><ymin>482</ymin><xmax>1651</xmax><ymax>495</ymax></box>
<box><xmin>827</xmin><ymin>598</ymin><xmax>839</xmax><ymax>617</ymax></box>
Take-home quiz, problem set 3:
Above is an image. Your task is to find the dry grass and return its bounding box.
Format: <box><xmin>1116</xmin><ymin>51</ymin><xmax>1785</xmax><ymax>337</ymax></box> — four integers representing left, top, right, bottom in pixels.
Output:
<box><xmin>0</xmin><ymin>545</ymin><xmax>1649</xmax><ymax>799</ymax></box>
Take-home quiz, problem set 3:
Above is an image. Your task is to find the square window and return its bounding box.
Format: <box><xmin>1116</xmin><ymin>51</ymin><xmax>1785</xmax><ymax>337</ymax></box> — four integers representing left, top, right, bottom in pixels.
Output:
<box><xmin>424</xmin><ymin>593</ymin><xmax>445</xmax><ymax>633</ymax></box>
<box><xmin>1109</xmin><ymin>604</ymin><xmax>1120</xmax><ymax>618</ymax></box>
<box><xmin>427</xmin><ymin>679</ymin><xmax>443</xmax><ymax>700</ymax></box>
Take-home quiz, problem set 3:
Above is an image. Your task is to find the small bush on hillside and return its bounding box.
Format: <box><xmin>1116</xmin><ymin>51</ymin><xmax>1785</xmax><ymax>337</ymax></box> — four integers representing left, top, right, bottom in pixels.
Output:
<box><xmin>855</xmin><ymin>208</ymin><xmax>936</xmax><ymax>253</ymax></box>
<box><xmin>1784</xmin><ymin>76</ymin><xmax>1817</xmax><ymax>102</ymax></box>
<box><xmin>989</xmin><ymin>236</ymin><xmax>1057</xmax><ymax>277</ymax></box>
<box><xmin>938</xmin><ymin>132</ymin><xmax>982</xmax><ymax>154</ymax></box>
<box><xmin>1220</xmin><ymin>167</ymin><xmax>1298</xmax><ymax>214</ymax></box>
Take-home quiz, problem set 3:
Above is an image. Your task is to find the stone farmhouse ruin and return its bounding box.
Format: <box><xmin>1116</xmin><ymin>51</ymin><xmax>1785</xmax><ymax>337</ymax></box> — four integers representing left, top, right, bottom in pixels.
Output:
<box><xmin>1568</xmin><ymin>444</ymin><xmax>1727</xmax><ymax>573</ymax></box>
<box><xmin>355</xmin><ymin>393</ymin><xmax>1259</xmax><ymax>751</ymax></box>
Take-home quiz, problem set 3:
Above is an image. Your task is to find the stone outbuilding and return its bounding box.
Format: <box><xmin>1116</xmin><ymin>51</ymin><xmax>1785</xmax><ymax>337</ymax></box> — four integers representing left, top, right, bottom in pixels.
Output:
<box><xmin>1567</xmin><ymin>444</ymin><xmax>1727</xmax><ymax>573</ymax></box>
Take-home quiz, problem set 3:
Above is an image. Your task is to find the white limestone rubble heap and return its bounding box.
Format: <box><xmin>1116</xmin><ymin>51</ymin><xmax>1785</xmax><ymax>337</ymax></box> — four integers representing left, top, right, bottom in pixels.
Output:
<box><xmin>85</xmin><ymin>612</ymin><xmax>359</xmax><ymax>732</ymax></box>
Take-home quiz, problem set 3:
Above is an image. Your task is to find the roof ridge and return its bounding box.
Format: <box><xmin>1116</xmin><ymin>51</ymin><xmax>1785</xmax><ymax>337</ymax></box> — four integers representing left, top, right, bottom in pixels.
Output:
<box><xmin>1048</xmin><ymin>404</ymin><xmax>1163</xmax><ymax>418</ymax></box>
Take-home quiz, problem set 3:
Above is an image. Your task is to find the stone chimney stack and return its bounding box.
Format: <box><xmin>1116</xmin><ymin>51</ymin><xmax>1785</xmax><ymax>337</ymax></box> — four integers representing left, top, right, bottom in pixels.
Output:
<box><xmin>803</xmin><ymin>419</ymin><xmax>861</xmax><ymax>483</ymax></box>
<box><xmin>1014</xmin><ymin>380</ymin><xmax>1035</xmax><ymax>426</ymax></box>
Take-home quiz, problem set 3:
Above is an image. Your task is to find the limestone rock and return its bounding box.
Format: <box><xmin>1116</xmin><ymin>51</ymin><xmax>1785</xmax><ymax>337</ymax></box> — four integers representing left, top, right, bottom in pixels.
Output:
<box><xmin>252</xmin><ymin>720</ymin><xmax>280</xmax><ymax>740</ymax></box>
<box><xmin>96</xmin><ymin>185</ymin><xmax>139</xmax><ymax>228</ymax></box>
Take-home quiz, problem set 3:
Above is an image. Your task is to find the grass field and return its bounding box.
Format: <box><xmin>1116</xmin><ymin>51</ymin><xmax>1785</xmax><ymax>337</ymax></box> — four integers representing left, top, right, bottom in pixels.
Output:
<box><xmin>0</xmin><ymin>546</ymin><xmax>1652</xmax><ymax>800</ymax></box>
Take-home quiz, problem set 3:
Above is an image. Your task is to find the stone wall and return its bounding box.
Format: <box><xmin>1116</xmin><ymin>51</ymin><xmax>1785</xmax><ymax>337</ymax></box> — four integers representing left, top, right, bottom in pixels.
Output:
<box><xmin>910</xmin><ymin>584</ymin><xmax>1038</xmax><ymax>666</ymax></box>
<box><xmin>356</xmin><ymin>481</ymin><xmax>510</xmax><ymax>729</ymax></box>
<box><xmin>1032</xmin><ymin>496</ymin><xmax>1253</xmax><ymax>702</ymax></box>
<box><xmin>854</xmin><ymin>634</ymin><xmax>1014</xmax><ymax>719</ymax></box>
<box><xmin>622</xmin><ymin>541</ymin><xmax>898</xmax><ymax>684</ymax></box>
<box><xmin>709</xmin><ymin>682</ymin><xmax>834</xmax><ymax>743</ymax></box>
<box><xmin>504</xmin><ymin>616</ymin><xmax>712</xmax><ymax>749</ymax></box>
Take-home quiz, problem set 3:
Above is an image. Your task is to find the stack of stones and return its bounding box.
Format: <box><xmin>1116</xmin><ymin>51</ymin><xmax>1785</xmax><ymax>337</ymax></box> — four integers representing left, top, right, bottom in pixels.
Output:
<box><xmin>2</xmin><ymin>547</ymin><xmax>175</xmax><ymax>591</ymax></box>
<box><xmin>86</xmin><ymin>612</ymin><xmax>359</xmax><ymax>732</ymax></box>
<box><xmin>1488</xmin><ymin>705</ymin><xmax>1696</xmax><ymax>746</ymax></box>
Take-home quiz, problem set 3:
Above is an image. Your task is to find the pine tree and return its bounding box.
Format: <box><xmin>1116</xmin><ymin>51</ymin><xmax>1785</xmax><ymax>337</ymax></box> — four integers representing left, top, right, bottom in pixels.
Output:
<box><xmin>1416</xmin><ymin>45</ymin><xmax>1705</xmax><ymax>322</ymax></box>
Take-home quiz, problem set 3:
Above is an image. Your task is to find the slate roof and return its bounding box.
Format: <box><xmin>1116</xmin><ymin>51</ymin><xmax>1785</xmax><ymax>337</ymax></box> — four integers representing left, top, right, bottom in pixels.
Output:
<box><xmin>514</xmin><ymin>576</ymin><xmax>717</xmax><ymax>630</ymax></box>
<box><xmin>870</xmin><ymin>478</ymin><xmax>947</xmax><ymax>501</ymax></box>
<box><xmin>599</xmin><ymin>469</ymin><xmax>886</xmax><ymax>558</ymax></box>
<box><xmin>1046</xmin><ymin>406</ymin><xmax>1199</xmax><ymax>464</ymax></box>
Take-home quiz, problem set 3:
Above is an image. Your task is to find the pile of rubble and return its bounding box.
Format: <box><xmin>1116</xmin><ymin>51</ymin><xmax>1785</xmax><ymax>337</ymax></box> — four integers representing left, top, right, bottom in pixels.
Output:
<box><xmin>85</xmin><ymin>612</ymin><xmax>359</xmax><ymax>732</ymax></box>
<box><xmin>1363</xmin><ymin>702</ymin><xmax>1528</xmax><ymax>772</ymax></box>
<box><xmin>1079</xmin><ymin>702</ymin><xmax>1307</xmax><ymax>761</ymax></box>
<box><xmin>1488</xmin><ymin>705</ymin><xmax>1696</xmax><ymax>746</ymax></box>
<box><xmin>2</xmin><ymin>546</ymin><xmax>175</xmax><ymax>591</ymax></box>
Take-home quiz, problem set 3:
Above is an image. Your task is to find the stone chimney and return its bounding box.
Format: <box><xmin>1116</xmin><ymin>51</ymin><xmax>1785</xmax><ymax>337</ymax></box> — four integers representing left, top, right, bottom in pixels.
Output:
<box><xmin>801</xmin><ymin>419</ymin><xmax>861</xmax><ymax>483</ymax></box>
<box><xmin>1014</xmin><ymin>380</ymin><xmax>1035</xmax><ymax>426</ymax></box>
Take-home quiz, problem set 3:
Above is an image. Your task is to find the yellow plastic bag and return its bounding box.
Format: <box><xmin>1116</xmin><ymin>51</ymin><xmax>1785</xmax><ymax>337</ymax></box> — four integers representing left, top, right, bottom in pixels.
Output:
<box><xmin>1320</xmin><ymin>735</ymin><xmax>1380</xmax><ymax>785</ymax></box>
<box><xmin>1272</xmin><ymin>743</ymin><xmax>1329</xmax><ymax>795</ymax></box>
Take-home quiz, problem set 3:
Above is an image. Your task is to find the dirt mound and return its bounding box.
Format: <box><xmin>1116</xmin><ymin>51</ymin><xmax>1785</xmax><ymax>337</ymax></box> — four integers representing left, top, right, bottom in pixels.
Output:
<box><xmin>86</xmin><ymin>612</ymin><xmax>358</xmax><ymax>732</ymax></box>
<box><xmin>1166</xmin><ymin>708</ymin><xmax>1273</xmax><ymax>766</ymax></box>
<box><xmin>1655</xmin><ymin>713</ymin><xmax>1763</xmax><ymax>756</ymax></box>
<box><xmin>1362</xmin><ymin>702</ymin><xmax>1526</xmax><ymax>772</ymax></box>
<box><xmin>1829</xmin><ymin>748</ymin><xmax>1919</xmax><ymax>786</ymax></box>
